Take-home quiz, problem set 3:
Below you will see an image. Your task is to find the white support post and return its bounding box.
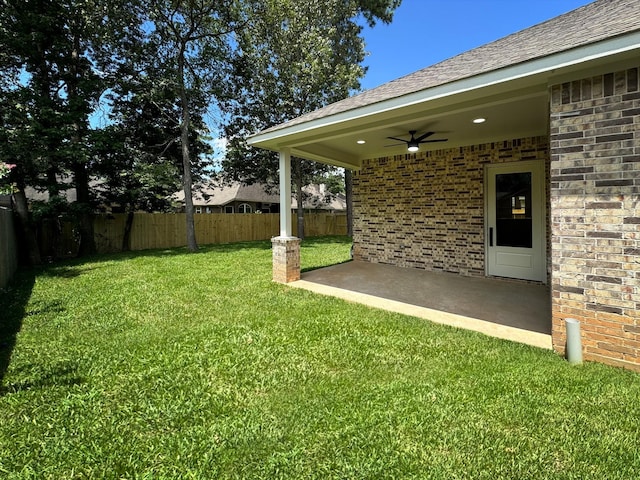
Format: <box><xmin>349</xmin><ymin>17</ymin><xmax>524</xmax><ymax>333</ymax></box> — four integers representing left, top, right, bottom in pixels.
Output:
<box><xmin>279</xmin><ymin>149</ymin><xmax>292</xmax><ymax>237</ymax></box>
<box><xmin>272</xmin><ymin>148</ymin><xmax>300</xmax><ymax>283</ymax></box>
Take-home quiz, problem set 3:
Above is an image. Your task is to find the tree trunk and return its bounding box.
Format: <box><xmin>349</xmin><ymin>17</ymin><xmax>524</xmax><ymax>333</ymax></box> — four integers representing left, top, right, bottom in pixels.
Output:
<box><xmin>75</xmin><ymin>211</ymin><xmax>96</xmax><ymax>257</ymax></box>
<box><xmin>294</xmin><ymin>158</ymin><xmax>304</xmax><ymax>239</ymax></box>
<box><xmin>70</xmin><ymin>30</ymin><xmax>96</xmax><ymax>256</ymax></box>
<box><xmin>122</xmin><ymin>209</ymin><xmax>134</xmax><ymax>252</ymax></box>
<box><xmin>11</xmin><ymin>189</ymin><xmax>41</xmax><ymax>266</ymax></box>
<box><xmin>73</xmin><ymin>162</ymin><xmax>97</xmax><ymax>256</ymax></box>
<box><xmin>345</xmin><ymin>168</ymin><xmax>353</xmax><ymax>237</ymax></box>
<box><xmin>178</xmin><ymin>46</ymin><xmax>198</xmax><ymax>252</ymax></box>
<box><xmin>39</xmin><ymin>217</ymin><xmax>60</xmax><ymax>260</ymax></box>
<box><xmin>44</xmin><ymin>168</ymin><xmax>62</xmax><ymax>259</ymax></box>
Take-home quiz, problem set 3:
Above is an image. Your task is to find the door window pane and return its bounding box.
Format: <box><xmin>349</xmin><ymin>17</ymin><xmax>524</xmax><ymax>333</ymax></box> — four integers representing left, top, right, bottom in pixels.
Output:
<box><xmin>496</xmin><ymin>172</ymin><xmax>532</xmax><ymax>248</ymax></box>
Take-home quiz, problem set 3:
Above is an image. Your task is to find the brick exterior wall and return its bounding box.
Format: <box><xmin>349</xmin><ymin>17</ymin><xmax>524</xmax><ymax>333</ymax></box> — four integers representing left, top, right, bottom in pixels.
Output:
<box><xmin>550</xmin><ymin>66</ymin><xmax>640</xmax><ymax>370</ymax></box>
<box><xmin>272</xmin><ymin>236</ymin><xmax>301</xmax><ymax>283</ymax></box>
<box><xmin>352</xmin><ymin>136</ymin><xmax>549</xmax><ymax>277</ymax></box>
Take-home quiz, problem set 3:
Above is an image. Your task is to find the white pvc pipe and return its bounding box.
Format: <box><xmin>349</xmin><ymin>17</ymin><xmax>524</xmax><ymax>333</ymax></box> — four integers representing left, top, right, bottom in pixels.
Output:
<box><xmin>565</xmin><ymin>318</ymin><xmax>583</xmax><ymax>364</ymax></box>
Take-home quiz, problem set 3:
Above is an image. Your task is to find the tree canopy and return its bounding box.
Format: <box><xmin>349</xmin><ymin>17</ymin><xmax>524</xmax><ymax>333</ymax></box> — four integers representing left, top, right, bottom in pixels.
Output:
<box><xmin>0</xmin><ymin>0</ymin><xmax>401</xmax><ymax>260</ymax></box>
<box><xmin>223</xmin><ymin>0</ymin><xmax>400</xmax><ymax>179</ymax></box>
<box><xmin>221</xmin><ymin>0</ymin><xmax>400</xmax><ymax>237</ymax></box>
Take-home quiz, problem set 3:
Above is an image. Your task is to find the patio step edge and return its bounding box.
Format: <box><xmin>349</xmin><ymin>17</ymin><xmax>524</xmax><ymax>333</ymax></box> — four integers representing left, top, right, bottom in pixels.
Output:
<box><xmin>290</xmin><ymin>279</ymin><xmax>553</xmax><ymax>350</ymax></box>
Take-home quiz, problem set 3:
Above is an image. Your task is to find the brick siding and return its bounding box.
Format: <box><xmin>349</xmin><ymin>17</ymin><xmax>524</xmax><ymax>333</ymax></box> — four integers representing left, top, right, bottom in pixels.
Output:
<box><xmin>352</xmin><ymin>136</ymin><xmax>549</xmax><ymax>276</ymax></box>
<box><xmin>550</xmin><ymin>66</ymin><xmax>640</xmax><ymax>370</ymax></box>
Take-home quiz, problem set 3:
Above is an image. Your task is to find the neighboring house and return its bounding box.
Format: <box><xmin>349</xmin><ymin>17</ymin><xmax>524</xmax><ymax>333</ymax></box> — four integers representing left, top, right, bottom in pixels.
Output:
<box><xmin>3</xmin><ymin>180</ymin><xmax>120</xmax><ymax>212</ymax></box>
<box><xmin>249</xmin><ymin>0</ymin><xmax>640</xmax><ymax>370</ymax></box>
<box><xmin>173</xmin><ymin>182</ymin><xmax>346</xmax><ymax>214</ymax></box>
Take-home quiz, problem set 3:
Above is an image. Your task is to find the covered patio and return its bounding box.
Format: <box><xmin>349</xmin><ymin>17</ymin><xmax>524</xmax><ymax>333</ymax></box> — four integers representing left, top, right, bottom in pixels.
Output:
<box><xmin>251</xmin><ymin>0</ymin><xmax>640</xmax><ymax>369</ymax></box>
<box><xmin>292</xmin><ymin>261</ymin><xmax>552</xmax><ymax>349</ymax></box>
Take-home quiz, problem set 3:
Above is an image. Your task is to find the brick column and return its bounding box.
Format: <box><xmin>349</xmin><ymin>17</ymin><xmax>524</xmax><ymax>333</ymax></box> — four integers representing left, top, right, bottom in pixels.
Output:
<box><xmin>550</xmin><ymin>66</ymin><xmax>640</xmax><ymax>370</ymax></box>
<box><xmin>272</xmin><ymin>236</ymin><xmax>301</xmax><ymax>283</ymax></box>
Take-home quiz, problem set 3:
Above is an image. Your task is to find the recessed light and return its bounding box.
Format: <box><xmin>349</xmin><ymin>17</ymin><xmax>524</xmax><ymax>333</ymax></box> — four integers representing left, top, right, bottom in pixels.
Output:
<box><xmin>473</xmin><ymin>117</ymin><xmax>486</xmax><ymax>124</ymax></box>
<box><xmin>356</xmin><ymin>140</ymin><xmax>366</xmax><ymax>144</ymax></box>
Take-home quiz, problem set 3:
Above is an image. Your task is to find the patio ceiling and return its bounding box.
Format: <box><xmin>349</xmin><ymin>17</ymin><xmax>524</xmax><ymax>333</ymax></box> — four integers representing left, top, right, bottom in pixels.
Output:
<box><xmin>286</xmin><ymin>83</ymin><xmax>549</xmax><ymax>169</ymax></box>
<box><xmin>251</xmin><ymin>78</ymin><xmax>550</xmax><ymax>170</ymax></box>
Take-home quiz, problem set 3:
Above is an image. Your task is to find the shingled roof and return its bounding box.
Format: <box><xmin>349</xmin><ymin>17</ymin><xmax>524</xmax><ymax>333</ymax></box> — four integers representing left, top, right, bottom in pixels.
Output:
<box><xmin>260</xmin><ymin>0</ymin><xmax>640</xmax><ymax>135</ymax></box>
<box><xmin>172</xmin><ymin>182</ymin><xmax>346</xmax><ymax>211</ymax></box>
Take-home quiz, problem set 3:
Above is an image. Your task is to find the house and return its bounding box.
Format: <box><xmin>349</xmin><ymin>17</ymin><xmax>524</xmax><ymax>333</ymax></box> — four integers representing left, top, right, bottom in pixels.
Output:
<box><xmin>172</xmin><ymin>182</ymin><xmax>346</xmax><ymax>214</ymax></box>
<box><xmin>2</xmin><ymin>179</ymin><xmax>120</xmax><ymax>212</ymax></box>
<box><xmin>249</xmin><ymin>0</ymin><xmax>640</xmax><ymax>370</ymax></box>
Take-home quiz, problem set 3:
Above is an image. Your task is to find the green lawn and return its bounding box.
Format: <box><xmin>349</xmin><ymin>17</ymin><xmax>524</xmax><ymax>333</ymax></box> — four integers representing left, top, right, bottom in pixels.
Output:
<box><xmin>1</xmin><ymin>236</ymin><xmax>639</xmax><ymax>479</ymax></box>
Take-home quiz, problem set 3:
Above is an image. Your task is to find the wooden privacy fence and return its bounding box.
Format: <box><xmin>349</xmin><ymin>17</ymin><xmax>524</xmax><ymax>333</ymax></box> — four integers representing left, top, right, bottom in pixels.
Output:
<box><xmin>93</xmin><ymin>212</ymin><xmax>347</xmax><ymax>253</ymax></box>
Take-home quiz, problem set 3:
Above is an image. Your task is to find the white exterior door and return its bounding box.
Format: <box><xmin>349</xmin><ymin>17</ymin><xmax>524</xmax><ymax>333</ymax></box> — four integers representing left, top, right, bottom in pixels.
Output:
<box><xmin>486</xmin><ymin>160</ymin><xmax>546</xmax><ymax>282</ymax></box>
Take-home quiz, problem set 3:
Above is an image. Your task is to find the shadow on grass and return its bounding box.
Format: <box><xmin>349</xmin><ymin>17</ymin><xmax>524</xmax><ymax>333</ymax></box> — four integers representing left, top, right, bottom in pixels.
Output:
<box><xmin>44</xmin><ymin>238</ymin><xmax>275</xmax><ymax>271</ymax></box>
<box><xmin>1</xmin><ymin>360</ymin><xmax>83</xmax><ymax>395</ymax></box>
<box><xmin>301</xmin><ymin>263</ymin><xmax>350</xmax><ymax>274</ymax></box>
<box><xmin>0</xmin><ymin>268</ymin><xmax>35</xmax><ymax>392</ymax></box>
<box><xmin>301</xmin><ymin>258</ymin><xmax>353</xmax><ymax>273</ymax></box>
<box><xmin>40</xmin><ymin>236</ymin><xmax>348</xmax><ymax>272</ymax></box>
<box><xmin>300</xmin><ymin>235</ymin><xmax>353</xmax><ymax>273</ymax></box>
<box><xmin>301</xmin><ymin>235</ymin><xmax>351</xmax><ymax>246</ymax></box>
<box><xmin>39</xmin><ymin>265</ymin><xmax>92</xmax><ymax>279</ymax></box>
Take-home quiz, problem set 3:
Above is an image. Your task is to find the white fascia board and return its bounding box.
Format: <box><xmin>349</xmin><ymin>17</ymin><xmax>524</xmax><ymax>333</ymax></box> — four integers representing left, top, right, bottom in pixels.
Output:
<box><xmin>248</xmin><ymin>32</ymin><xmax>640</xmax><ymax>148</ymax></box>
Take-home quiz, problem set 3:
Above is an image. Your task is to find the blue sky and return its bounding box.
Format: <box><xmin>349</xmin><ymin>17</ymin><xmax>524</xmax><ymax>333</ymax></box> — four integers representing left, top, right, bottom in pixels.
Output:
<box><xmin>360</xmin><ymin>0</ymin><xmax>593</xmax><ymax>90</ymax></box>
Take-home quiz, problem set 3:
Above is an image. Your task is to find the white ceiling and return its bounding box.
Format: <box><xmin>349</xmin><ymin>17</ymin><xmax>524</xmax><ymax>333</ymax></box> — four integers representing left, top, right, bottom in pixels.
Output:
<box><xmin>279</xmin><ymin>82</ymin><xmax>550</xmax><ymax>169</ymax></box>
<box><xmin>300</xmin><ymin>90</ymin><xmax>548</xmax><ymax>163</ymax></box>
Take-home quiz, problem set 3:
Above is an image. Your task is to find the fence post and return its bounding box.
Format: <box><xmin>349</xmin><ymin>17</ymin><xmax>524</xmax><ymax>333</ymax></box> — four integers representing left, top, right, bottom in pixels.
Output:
<box><xmin>0</xmin><ymin>207</ymin><xmax>19</xmax><ymax>288</ymax></box>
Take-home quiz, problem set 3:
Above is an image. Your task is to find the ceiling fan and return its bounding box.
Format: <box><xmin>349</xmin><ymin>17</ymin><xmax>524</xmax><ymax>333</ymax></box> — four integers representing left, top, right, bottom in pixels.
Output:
<box><xmin>386</xmin><ymin>130</ymin><xmax>448</xmax><ymax>152</ymax></box>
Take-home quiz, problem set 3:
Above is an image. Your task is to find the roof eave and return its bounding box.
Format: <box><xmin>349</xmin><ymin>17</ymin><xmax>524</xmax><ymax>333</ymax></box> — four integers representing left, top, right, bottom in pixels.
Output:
<box><xmin>248</xmin><ymin>31</ymin><xmax>640</xmax><ymax>164</ymax></box>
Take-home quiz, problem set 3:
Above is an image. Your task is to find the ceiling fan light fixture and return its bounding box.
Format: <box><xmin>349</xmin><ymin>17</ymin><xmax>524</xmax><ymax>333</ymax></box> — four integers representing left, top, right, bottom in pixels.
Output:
<box><xmin>386</xmin><ymin>130</ymin><xmax>448</xmax><ymax>151</ymax></box>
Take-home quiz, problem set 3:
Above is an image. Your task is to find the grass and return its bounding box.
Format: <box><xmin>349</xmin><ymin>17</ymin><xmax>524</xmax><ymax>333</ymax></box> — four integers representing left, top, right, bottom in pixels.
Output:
<box><xmin>1</xmin><ymin>235</ymin><xmax>639</xmax><ymax>479</ymax></box>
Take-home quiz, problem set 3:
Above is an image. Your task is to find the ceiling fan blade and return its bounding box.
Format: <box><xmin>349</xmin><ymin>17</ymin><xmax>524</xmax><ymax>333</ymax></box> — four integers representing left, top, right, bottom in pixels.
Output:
<box><xmin>420</xmin><ymin>138</ymin><xmax>448</xmax><ymax>143</ymax></box>
<box><xmin>415</xmin><ymin>131</ymin><xmax>435</xmax><ymax>142</ymax></box>
<box><xmin>384</xmin><ymin>142</ymin><xmax>406</xmax><ymax>147</ymax></box>
<box><xmin>386</xmin><ymin>136</ymin><xmax>408</xmax><ymax>143</ymax></box>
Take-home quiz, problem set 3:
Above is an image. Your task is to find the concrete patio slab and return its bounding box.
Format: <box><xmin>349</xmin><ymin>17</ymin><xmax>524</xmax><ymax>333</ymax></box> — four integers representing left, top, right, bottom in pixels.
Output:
<box><xmin>290</xmin><ymin>261</ymin><xmax>552</xmax><ymax>350</ymax></box>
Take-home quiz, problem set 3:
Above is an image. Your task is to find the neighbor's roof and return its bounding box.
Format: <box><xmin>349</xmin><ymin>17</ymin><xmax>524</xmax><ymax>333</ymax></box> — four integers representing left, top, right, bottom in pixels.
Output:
<box><xmin>173</xmin><ymin>182</ymin><xmax>347</xmax><ymax>210</ymax></box>
<box><xmin>291</xmin><ymin>184</ymin><xmax>347</xmax><ymax>211</ymax></box>
<box><xmin>258</xmin><ymin>0</ymin><xmax>640</xmax><ymax>135</ymax></box>
<box><xmin>173</xmin><ymin>182</ymin><xmax>280</xmax><ymax>206</ymax></box>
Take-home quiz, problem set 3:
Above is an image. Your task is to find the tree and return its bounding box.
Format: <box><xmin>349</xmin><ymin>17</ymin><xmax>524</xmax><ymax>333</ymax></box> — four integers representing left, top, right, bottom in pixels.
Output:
<box><xmin>0</xmin><ymin>0</ymin><xmax>147</xmax><ymax>260</ymax></box>
<box><xmin>221</xmin><ymin>0</ymin><xmax>400</xmax><ymax>238</ymax></box>
<box><xmin>0</xmin><ymin>0</ymin><xmax>72</xmax><ymax>263</ymax></box>
<box><xmin>1</xmin><ymin>0</ymin><xmax>397</xmax><ymax>260</ymax></box>
<box><xmin>0</xmin><ymin>86</ymin><xmax>45</xmax><ymax>265</ymax></box>
<box><xmin>145</xmin><ymin>0</ymin><xmax>241</xmax><ymax>252</ymax></box>
<box><xmin>94</xmin><ymin>60</ymin><xmax>213</xmax><ymax>251</ymax></box>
